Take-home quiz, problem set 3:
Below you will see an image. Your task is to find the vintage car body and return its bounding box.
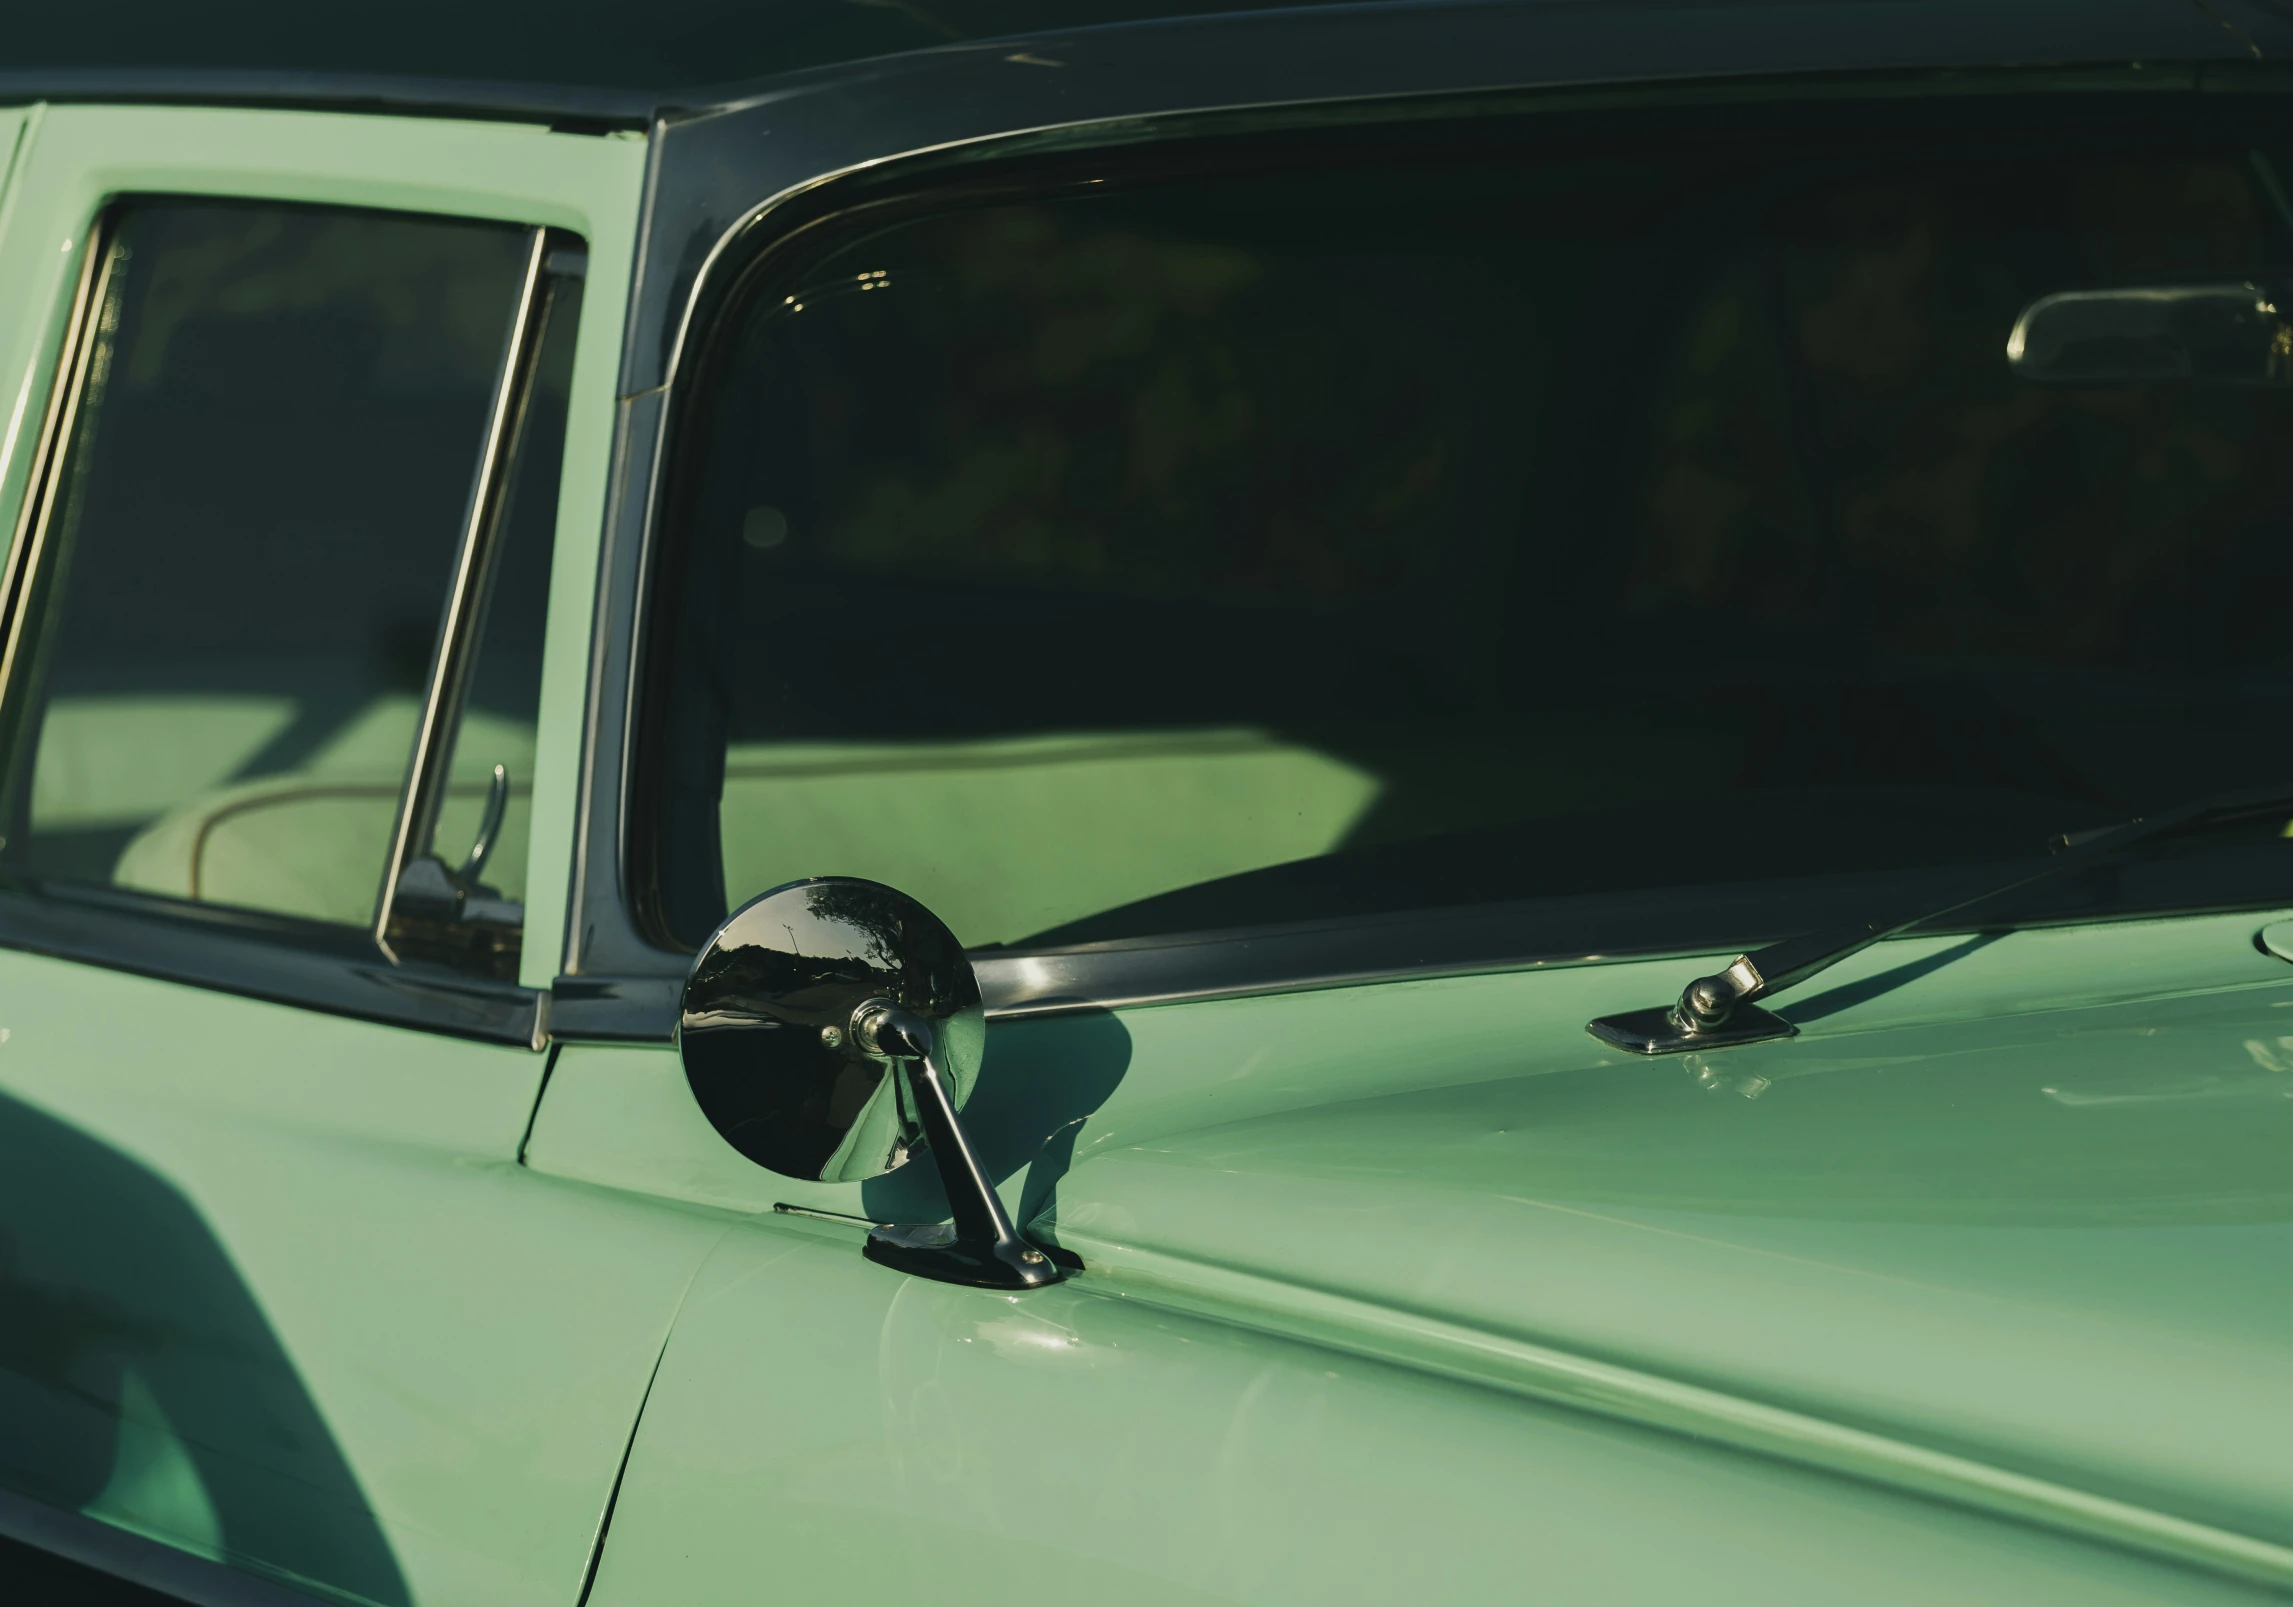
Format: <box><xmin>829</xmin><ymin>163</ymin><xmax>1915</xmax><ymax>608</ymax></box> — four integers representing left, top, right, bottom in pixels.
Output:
<box><xmin>4</xmin><ymin>2</ymin><xmax>2293</xmax><ymax>1604</ymax></box>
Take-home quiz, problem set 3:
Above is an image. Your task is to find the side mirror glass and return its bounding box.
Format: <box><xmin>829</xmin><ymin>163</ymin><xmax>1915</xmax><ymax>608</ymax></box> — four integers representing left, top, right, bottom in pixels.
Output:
<box><xmin>2008</xmin><ymin>283</ymin><xmax>2293</xmax><ymax>385</ymax></box>
<box><xmin>680</xmin><ymin>877</ymin><xmax>1063</xmax><ymax>1290</ymax></box>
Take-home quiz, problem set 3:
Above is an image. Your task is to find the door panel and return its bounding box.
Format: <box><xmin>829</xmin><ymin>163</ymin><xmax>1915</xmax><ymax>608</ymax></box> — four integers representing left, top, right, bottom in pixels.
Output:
<box><xmin>0</xmin><ymin>103</ymin><xmax>716</xmax><ymax>1606</ymax></box>
<box><xmin>0</xmin><ymin>956</ymin><xmax>724</xmax><ymax>1603</ymax></box>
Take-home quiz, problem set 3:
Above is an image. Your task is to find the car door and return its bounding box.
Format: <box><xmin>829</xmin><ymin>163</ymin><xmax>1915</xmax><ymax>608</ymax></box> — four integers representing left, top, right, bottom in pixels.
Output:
<box><xmin>0</xmin><ymin>103</ymin><xmax>728</xmax><ymax>1606</ymax></box>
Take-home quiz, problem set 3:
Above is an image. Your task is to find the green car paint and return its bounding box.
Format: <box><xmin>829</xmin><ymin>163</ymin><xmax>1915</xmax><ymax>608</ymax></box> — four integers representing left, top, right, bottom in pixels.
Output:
<box><xmin>580</xmin><ymin>1209</ymin><xmax>2293</xmax><ymax>1607</ymax></box>
<box><xmin>0</xmin><ymin>58</ymin><xmax>2288</xmax><ymax>1607</ymax></box>
<box><xmin>0</xmin><ymin>103</ymin><xmax>724</xmax><ymax>1607</ymax></box>
<box><xmin>0</xmin><ymin>949</ymin><xmax>726</xmax><ymax>1604</ymax></box>
<box><xmin>526</xmin><ymin>907</ymin><xmax>2293</xmax><ymax>1601</ymax></box>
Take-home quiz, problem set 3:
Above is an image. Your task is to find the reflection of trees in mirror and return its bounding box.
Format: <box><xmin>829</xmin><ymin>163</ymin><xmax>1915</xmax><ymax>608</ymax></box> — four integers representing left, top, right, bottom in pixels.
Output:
<box><xmin>689</xmin><ymin>942</ymin><xmax>903</xmax><ymax>1024</ymax></box>
<box><xmin>0</xmin><ymin>1090</ymin><xmax>405</xmax><ymax>1604</ymax></box>
<box><xmin>862</xmin><ymin>1006</ymin><xmax>1131</xmax><ymax>1236</ymax></box>
<box><xmin>686</xmin><ymin>939</ymin><xmax>865</xmax><ymax>1016</ymax></box>
<box><xmin>800</xmin><ymin>880</ymin><xmax>905</xmax><ymax>975</ymax></box>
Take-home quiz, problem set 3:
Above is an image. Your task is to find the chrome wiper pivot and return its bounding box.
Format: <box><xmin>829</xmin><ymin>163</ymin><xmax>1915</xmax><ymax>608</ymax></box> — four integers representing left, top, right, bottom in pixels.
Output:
<box><xmin>1587</xmin><ymin>782</ymin><xmax>2293</xmax><ymax>1056</ymax></box>
<box><xmin>1586</xmin><ymin>920</ymin><xmax>1881</xmax><ymax>1054</ymax></box>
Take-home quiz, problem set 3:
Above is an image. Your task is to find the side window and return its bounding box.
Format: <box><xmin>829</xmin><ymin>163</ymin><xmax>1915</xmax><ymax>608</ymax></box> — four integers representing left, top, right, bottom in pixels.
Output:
<box><xmin>0</xmin><ymin>200</ymin><xmax>571</xmax><ymax>978</ymax></box>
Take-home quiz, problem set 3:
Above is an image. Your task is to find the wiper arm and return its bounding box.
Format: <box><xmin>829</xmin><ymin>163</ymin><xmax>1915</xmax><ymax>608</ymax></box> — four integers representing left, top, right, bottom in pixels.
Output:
<box><xmin>1586</xmin><ymin>781</ymin><xmax>2293</xmax><ymax>1055</ymax></box>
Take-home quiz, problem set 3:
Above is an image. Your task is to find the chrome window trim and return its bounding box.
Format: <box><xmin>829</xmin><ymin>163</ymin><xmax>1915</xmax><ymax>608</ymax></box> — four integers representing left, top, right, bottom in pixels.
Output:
<box><xmin>373</xmin><ymin>224</ymin><xmax>551</xmax><ymax>959</ymax></box>
<box><xmin>0</xmin><ymin>69</ymin><xmax>655</xmax><ymax>129</ymax></box>
<box><xmin>558</xmin><ymin>0</ymin><xmax>2293</xmax><ymax>1039</ymax></box>
<box><xmin>0</xmin><ymin>212</ymin><xmax>116</xmax><ymax>712</ymax></box>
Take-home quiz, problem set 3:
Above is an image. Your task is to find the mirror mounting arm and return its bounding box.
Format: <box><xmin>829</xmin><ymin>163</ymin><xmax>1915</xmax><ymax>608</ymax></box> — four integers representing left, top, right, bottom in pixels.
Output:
<box><xmin>854</xmin><ymin>1003</ymin><xmax>1065</xmax><ymax>1291</ymax></box>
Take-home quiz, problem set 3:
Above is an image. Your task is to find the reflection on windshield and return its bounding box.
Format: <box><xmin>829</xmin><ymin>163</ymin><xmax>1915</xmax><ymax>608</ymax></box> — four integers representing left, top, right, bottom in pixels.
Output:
<box><xmin>654</xmin><ymin>101</ymin><xmax>2293</xmax><ymax>951</ymax></box>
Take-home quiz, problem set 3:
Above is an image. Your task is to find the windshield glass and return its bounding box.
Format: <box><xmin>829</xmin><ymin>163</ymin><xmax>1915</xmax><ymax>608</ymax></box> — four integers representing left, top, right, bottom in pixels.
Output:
<box><xmin>647</xmin><ymin>96</ymin><xmax>2293</xmax><ymax>954</ymax></box>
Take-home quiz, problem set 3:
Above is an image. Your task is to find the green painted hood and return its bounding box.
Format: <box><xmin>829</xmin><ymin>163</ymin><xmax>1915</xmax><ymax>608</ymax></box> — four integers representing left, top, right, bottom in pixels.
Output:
<box><xmin>1049</xmin><ymin>908</ymin><xmax>2293</xmax><ymax>1550</ymax></box>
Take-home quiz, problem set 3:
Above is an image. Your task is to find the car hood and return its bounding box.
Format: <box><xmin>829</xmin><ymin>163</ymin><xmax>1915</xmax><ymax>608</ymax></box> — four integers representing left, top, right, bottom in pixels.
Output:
<box><xmin>1047</xmin><ymin>906</ymin><xmax>2293</xmax><ymax>1558</ymax></box>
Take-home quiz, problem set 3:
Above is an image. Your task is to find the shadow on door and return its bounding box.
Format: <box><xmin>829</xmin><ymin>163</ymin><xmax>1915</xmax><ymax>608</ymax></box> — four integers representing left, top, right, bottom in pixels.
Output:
<box><xmin>0</xmin><ymin>1088</ymin><xmax>405</xmax><ymax>1604</ymax></box>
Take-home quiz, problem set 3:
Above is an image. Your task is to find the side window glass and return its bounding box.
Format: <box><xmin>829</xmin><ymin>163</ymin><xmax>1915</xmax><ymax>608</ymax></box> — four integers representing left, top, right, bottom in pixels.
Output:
<box><xmin>0</xmin><ymin>200</ymin><xmax>566</xmax><ymax>975</ymax></box>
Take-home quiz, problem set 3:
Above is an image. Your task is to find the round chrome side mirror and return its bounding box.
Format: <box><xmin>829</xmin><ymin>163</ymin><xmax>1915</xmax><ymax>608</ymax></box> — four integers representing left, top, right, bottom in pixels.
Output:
<box><xmin>680</xmin><ymin>877</ymin><xmax>1062</xmax><ymax>1290</ymax></box>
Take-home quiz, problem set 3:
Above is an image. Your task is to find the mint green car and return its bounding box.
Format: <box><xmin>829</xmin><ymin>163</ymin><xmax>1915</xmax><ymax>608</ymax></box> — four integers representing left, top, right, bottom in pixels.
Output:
<box><xmin>12</xmin><ymin>3</ymin><xmax>2293</xmax><ymax>1604</ymax></box>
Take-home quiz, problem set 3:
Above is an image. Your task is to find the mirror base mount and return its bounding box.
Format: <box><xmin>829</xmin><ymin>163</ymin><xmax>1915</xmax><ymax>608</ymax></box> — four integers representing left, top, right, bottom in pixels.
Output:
<box><xmin>864</xmin><ymin>1222</ymin><xmax>1067</xmax><ymax>1289</ymax></box>
<box><xmin>859</xmin><ymin>1013</ymin><xmax>1071</xmax><ymax>1290</ymax></box>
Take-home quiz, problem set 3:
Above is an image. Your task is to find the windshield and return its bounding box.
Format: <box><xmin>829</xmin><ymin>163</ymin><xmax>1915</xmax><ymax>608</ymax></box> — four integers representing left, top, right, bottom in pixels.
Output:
<box><xmin>645</xmin><ymin>96</ymin><xmax>2293</xmax><ymax>955</ymax></box>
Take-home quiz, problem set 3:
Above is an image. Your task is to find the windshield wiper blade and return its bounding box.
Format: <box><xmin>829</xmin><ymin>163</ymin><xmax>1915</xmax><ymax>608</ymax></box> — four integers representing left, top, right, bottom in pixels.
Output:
<box><xmin>1586</xmin><ymin>781</ymin><xmax>2293</xmax><ymax>1055</ymax></box>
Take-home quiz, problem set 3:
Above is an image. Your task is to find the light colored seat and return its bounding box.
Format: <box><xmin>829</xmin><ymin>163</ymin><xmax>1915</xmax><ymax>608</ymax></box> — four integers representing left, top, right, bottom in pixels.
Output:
<box><xmin>91</xmin><ymin>697</ymin><xmax>536</xmax><ymax>927</ymax></box>
<box><xmin>718</xmin><ymin>727</ymin><xmax>1380</xmax><ymax>946</ymax></box>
